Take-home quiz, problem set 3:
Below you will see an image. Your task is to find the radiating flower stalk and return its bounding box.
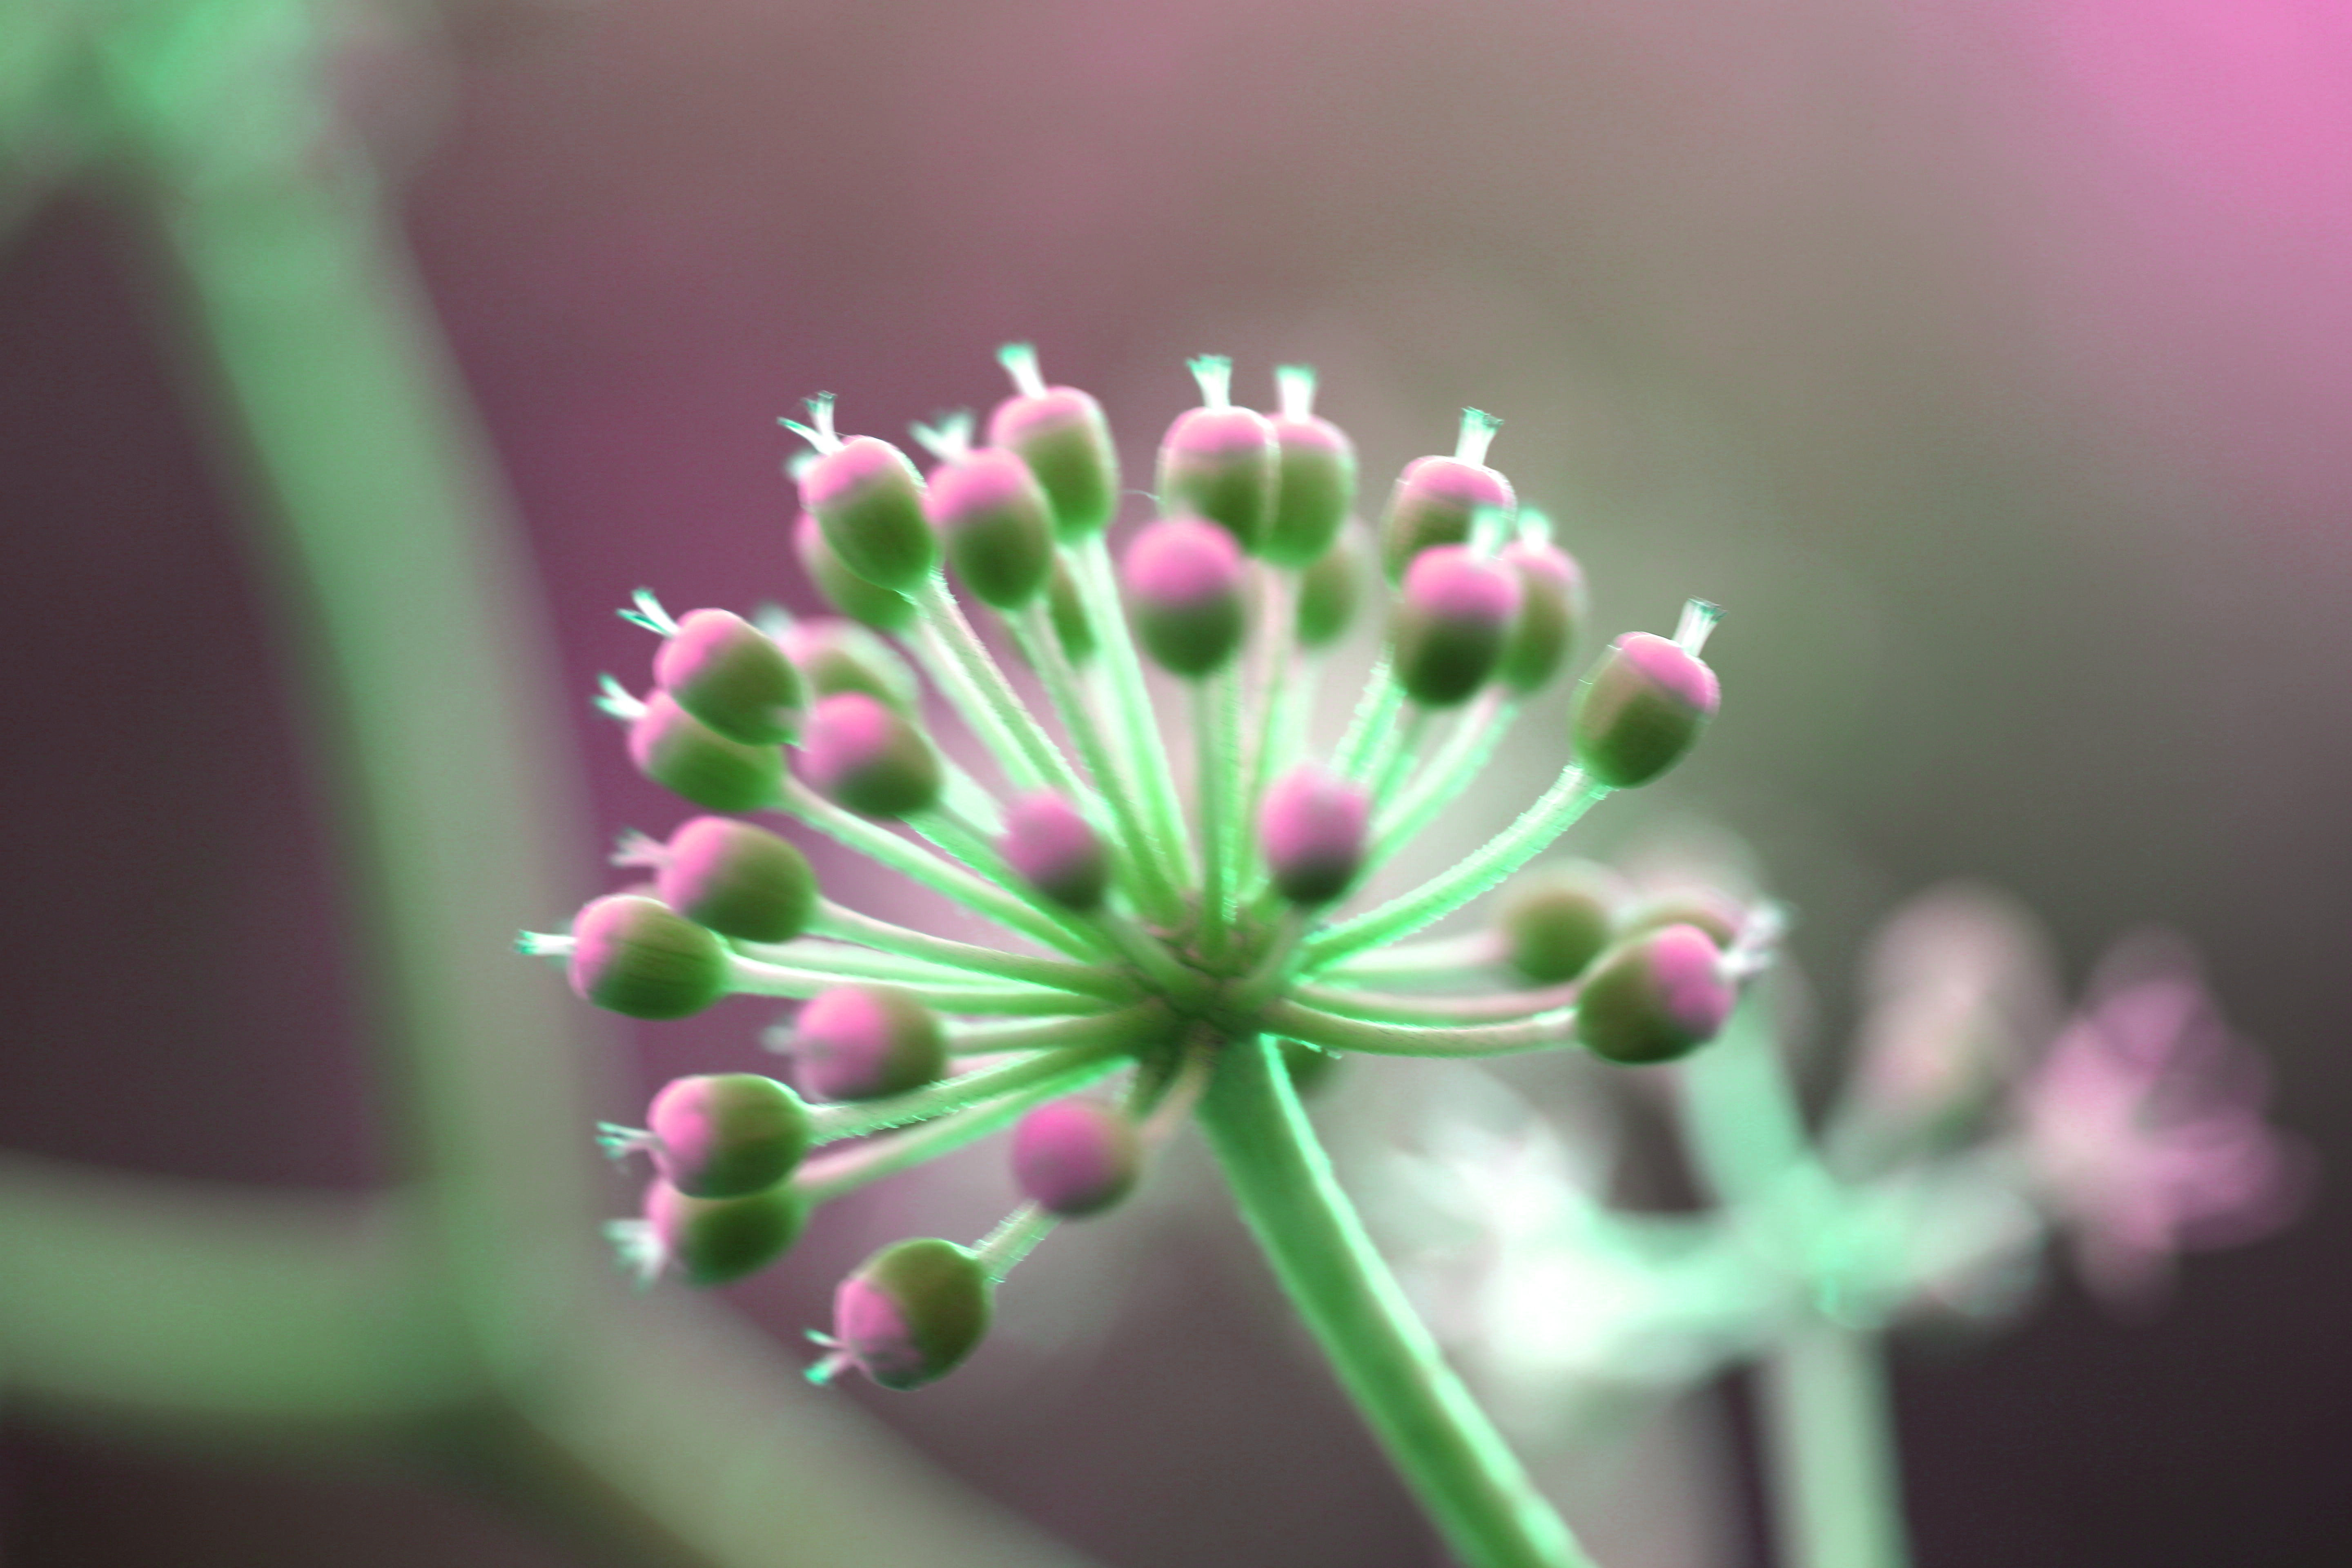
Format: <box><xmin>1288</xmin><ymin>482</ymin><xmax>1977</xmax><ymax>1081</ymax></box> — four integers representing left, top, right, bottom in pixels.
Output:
<box><xmin>520</xmin><ymin>344</ymin><xmax>1762</xmax><ymax>1568</ymax></box>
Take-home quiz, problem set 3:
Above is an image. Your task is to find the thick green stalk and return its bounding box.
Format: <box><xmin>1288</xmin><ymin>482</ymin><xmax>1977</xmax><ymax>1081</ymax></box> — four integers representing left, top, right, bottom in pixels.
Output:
<box><xmin>1198</xmin><ymin>1035</ymin><xmax>1596</xmax><ymax>1568</ymax></box>
<box><xmin>1263</xmin><ymin>1000</ymin><xmax>1578</xmax><ymax>1058</ymax></box>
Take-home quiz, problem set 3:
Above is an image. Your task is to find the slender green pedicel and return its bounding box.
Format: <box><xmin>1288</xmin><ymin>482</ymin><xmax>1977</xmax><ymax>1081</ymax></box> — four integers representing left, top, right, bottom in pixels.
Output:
<box><xmin>524</xmin><ymin>348</ymin><xmax>1763</xmax><ymax>1568</ymax></box>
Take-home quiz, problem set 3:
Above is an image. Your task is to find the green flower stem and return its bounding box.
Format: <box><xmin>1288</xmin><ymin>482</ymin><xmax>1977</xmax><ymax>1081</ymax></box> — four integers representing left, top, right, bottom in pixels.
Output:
<box><xmin>794</xmin><ymin>1054</ymin><xmax>1128</xmax><ymax>1206</ymax></box>
<box><xmin>1086</xmin><ymin>909</ymin><xmax>1201</xmax><ymax>996</ymax></box>
<box><xmin>1198</xmin><ymin>1034</ymin><xmax>1596</xmax><ymax>1568</ymax></box>
<box><xmin>1234</xmin><ymin>565</ymin><xmax>1298</xmax><ymax>887</ymax></box>
<box><xmin>1759</xmin><ymin>1321</ymin><xmax>1915</xmax><ymax>1568</ymax></box>
<box><xmin>907</xmin><ymin>806</ymin><xmax>1109</xmax><ymax>955</ymax></box>
<box><xmin>938</xmin><ymin>761</ymin><xmax>1008</xmax><ymax>837</ymax></box>
<box><xmin>1334</xmin><ymin>657</ymin><xmax>1403</xmax><ymax>780</ymax></box>
<box><xmin>728</xmin><ymin>939</ymin><xmax>1003</xmax><ymax>990</ymax></box>
<box><xmin>1073</xmin><ymin>536</ymin><xmax>1195</xmax><ymax>871</ymax></box>
<box><xmin>1291</xmin><ymin>978</ymin><xmax>1584</xmax><ymax>1026</ymax></box>
<box><xmin>1371</xmin><ymin>691</ymin><xmax>1517</xmax><ymax>870</ymax></box>
<box><xmin>779</xmin><ymin>778</ymin><xmax>1102</xmax><ymax>959</ymax></box>
<box><xmin>808</xmin><ymin>1025</ymin><xmax>1148</xmax><ymax>1143</ymax></box>
<box><xmin>1009</xmin><ymin>604</ymin><xmax>1182</xmax><ymax>923</ymax></box>
<box><xmin>1263</xmin><ymin>1000</ymin><xmax>1577</xmax><ymax>1058</ymax></box>
<box><xmin>912</xmin><ymin>577</ymin><xmax>1093</xmax><ymax>806</ymax></box>
<box><xmin>1323</xmin><ymin>931</ymin><xmax>1506</xmax><ymax>984</ymax></box>
<box><xmin>972</xmin><ymin>1203</ymin><xmax>1058</xmax><ymax>1282</ymax></box>
<box><xmin>1304</xmin><ymin>771</ymin><xmax>1610</xmax><ymax>972</ymax></box>
<box><xmin>804</xmin><ymin>902</ymin><xmax>1137</xmax><ymax>1000</ymax></box>
<box><xmin>1193</xmin><ymin>671</ymin><xmax>1241</xmax><ymax>961</ymax></box>
<box><xmin>946</xmin><ymin>1011</ymin><xmax>1129</xmax><ymax>1050</ymax></box>
<box><xmin>1679</xmin><ymin>1005</ymin><xmax>1913</xmax><ymax>1568</ymax></box>
<box><xmin>727</xmin><ymin>956</ymin><xmax>1099</xmax><ymax>1016</ymax></box>
<box><xmin>1364</xmin><ymin>706</ymin><xmax>1430</xmax><ymax>814</ymax></box>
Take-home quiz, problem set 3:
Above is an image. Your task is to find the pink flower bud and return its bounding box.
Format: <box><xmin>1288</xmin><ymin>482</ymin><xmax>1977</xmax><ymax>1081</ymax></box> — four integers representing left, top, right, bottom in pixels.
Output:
<box><xmin>1391</xmin><ymin>545</ymin><xmax>1523</xmax><ymax>708</ymax></box>
<box><xmin>927</xmin><ymin>448</ymin><xmax>1055</xmax><ymax>609</ymax></box>
<box><xmin>1012</xmin><ymin>1098</ymin><xmax>1140</xmax><ymax>1217</ymax></box>
<box><xmin>647</xmin><ymin>1073</ymin><xmax>811</xmax><ymax>1198</ymax></box>
<box><xmin>796</xmin><ymin>692</ymin><xmax>941</xmax><ymax>819</ymax></box>
<box><xmin>1122</xmin><ymin>515</ymin><xmax>1247</xmax><ymax>676</ymax></box>
<box><xmin>799</xmin><ymin>436</ymin><xmax>936</xmax><ymax>594</ymax></box>
<box><xmin>1000</xmin><ymin>792</ymin><xmax>1109</xmax><ymax>912</ymax></box>
<box><xmin>569</xmin><ymin>893</ymin><xmax>730</xmax><ymax>1020</ymax></box>
<box><xmin>656</xmin><ymin>816</ymin><xmax>817</xmax><ymax>944</ymax></box>
<box><xmin>790</xmin><ymin>984</ymin><xmax>947</xmax><ymax>1101</ymax></box>
<box><xmin>1259</xmin><ymin>765</ymin><xmax>1371</xmax><ymax>906</ymax></box>
<box><xmin>1575</xmin><ymin>924</ymin><xmax>1734</xmax><ymax>1065</ymax></box>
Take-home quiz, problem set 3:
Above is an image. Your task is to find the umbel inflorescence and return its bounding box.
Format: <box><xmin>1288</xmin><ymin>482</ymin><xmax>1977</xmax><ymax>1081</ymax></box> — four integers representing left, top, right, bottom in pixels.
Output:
<box><xmin>521</xmin><ymin>345</ymin><xmax>1768</xmax><ymax>1564</ymax></box>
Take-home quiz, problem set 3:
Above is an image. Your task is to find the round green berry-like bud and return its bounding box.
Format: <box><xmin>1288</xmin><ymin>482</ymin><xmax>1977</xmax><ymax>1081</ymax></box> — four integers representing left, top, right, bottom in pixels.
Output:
<box><xmin>987</xmin><ymin>386</ymin><xmax>1120</xmax><ymax>541</ymax></box>
<box><xmin>647</xmin><ymin>1072</ymin><xmax>811</xmax><ymax>1198</ymax></box>
<box><xmin>928</xmin><ymin>448</ymin><xmax>1056</xmax><ymax>610</ymax></box>
<box><xmin>1494</xmin><ymin>540</ymin><xmax>1587</xmax><ymax>695</ymax></box>
<box><xmin>1000</xmin><ymin>792</ymin><xmax>1109</xmax><ymax>912</ymax></box>
<box><xmin>569</xmin><ymin>893</ymin><xmax>730</xmax><ymax>1020</ymax></box>
<box><xmin>1570</xmin><ymin>632</ymin><xmax>1720</xmax><ymax>788</ymax></box>
<box><xmin>832</xmin><ymin>1237</ymin><xmax>992</xmax><ymax>1390</ymax></box>
<box><xmin>1498</xmin><ymin>861</ymin><xmax>1627</xmax><ymax>984</ymax></box>
<box><xmin>1575</xmin><ymin>924</ymin><xmax>1735</xmax><ymax>1065</ymax></box>
<box><xmin>655</xmin><ymin>816</ymin><xmax>817</xmax><ymax>943</ymax></box>
<box><xmin>795</xmin><ymin>513</ymin><xmax>915</xmax><ymax>632</ymax></box>
<box><xmin>1123</xmin><ymin>516</ymin><xmax>1247</xmax><ymax>677</ymax></box>
<box><xmin>1262</xmin><ymin>367</ymin><xmax>1357</xmax><ymax>567</ymax></box>
<box><xmin>1258</xmin><ymin>765</ymin><xmax>1370</xmax><ymax>906</ymax></box>
<box><xmin>654</xmin><ymin>608</ymin><xmax>803</xmax><ymax>745</ymax></box>
<box><xmin>1011</xmin><ymin>1098</ymin><xmax>1140</xmax><ymax>1217</ymax></box>
<box><xmin>1045</xmin><ymin>558</ymin><xmax>1095</xmax><ymax>664</ymax></box>
<box><xmin>776</xmin><ymin>616</ymin><xmax>921</xmax><ymax>714</ymax></box>
<box><xmin>628</xmin><ymin>690</ymin><xmax>785</xmax><ymax>813</ymax></box>
<box><xmin>791</xmin><ymin>984</ymin><xmax>947</xmax><ymax>1101</ymax></box>
<box><xmin>800</xmin><ymin>436</ymin><xmax>937</xmax><ymax>594</ymax></box>
<box><xmin>1379</xmin><ymin>425</ymin><xmax>1515</xmax><ymax>581</ymax></box>
<box><xmin>1390</xmin><ymin>545</ymin><xmax>1523</xmax><ymax>708</ymax></box>
<box><xmin>1617</xmin><ymin>885</ymin><xmax>1746</xmax><ymax>951</ymax></box>
<box><xmin>796</xmin><ymin>692</ymin><xmax>941</xmax><ymax>819</ymax></box>
<box><xmin>646</xmin><ymin>1178</ymin><xmax>806</xmax><ymax>1287</ymax></box>
<box><xmin>1294</xmin><ymin>528</ymin><xmax>1364</xmax><ymax>650</ymax></box>
<box><xmin>1157</xmin><ymin>403</ymin><xmax>1278</xmax><ymax>554</ymax></box>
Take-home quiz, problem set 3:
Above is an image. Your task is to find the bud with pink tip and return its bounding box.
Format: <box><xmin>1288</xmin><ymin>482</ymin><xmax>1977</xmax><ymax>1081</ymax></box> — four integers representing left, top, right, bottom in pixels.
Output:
<box><xmin>1012</xmin><ymin>1098</ymin><xmax>1140</xmax><ymax>1217</ymax></box>
<box><xmin>791</xmin><ymin>984</ymin><xmax>947</xmax><ymax>1101</ymax></box>
<box><xmin>987</xmin><ymin>344</ymin><xmax>1121</xmax><ymax>541</ymax></box>
<box><xmin>654</xmin><ymin>608</ymin><xmax>803</xmax><ymax>745</ymax></box>
<box><xmin>776</xmin><ymin>617</ymin><xmax>921</xmax><ymax>713</ymax></box>
<box><xmin>1262</xmin><ymin>365</ymin><xmax>1357</xmax><ymax>567</ymax></box>
<box><xmin>927</xmin><ymin>447</ymin><xmax>1056</xmax><ymax>610</ymax></box>
<box><xmin>1122</xmin><ymin>515</ymin><xmax>1248</xmax><ymax>676</ymax></box>
<box><xmin>831</xmin><ymin>1237</ymin><xmax>992</xmax><ymax>1389</ymax></box>
<box><xmin>1575</xmin><ymin>924</ymin><xmax>1735</xmax><ymax>1065</ymax></box>
<box><xmin>569</xmin><ymin>893</ymin><xmax>731</xmax><ymax>1020</ymax></box>
<box><xmin>789</xmin><ymin>395</ymin><xmax>938</xmax><ymax>594</ymax></box>
<box><xmin>1379</xmin><ymin>408</ymin><xmax>1515</xmax><ymax>580</ymax></box>
<box><xmin>1156</xmin><ymin>354</ymin><xmax>1277</xmax><ymax>553</ymax></box>
<box><xmin>1000</xmin><ymin>792</ymin><xmax>1109</xmax><ymax>912</ymax></box>
<box><xmin>1571</xmin><ymin>604</ymin><xmax>1722</xmax><ymax>788</ymax></box>
<box><xmin>796</xmin><ymin>691</ymin><xmax>942</xmax><ymax>819</ymax></box>
<box><xmin>1499</xmin><ymin>860</ymin><xmax>1628</xmax><ymax>984</ymax></box>
<box><xmin>1495</xmin><ymin>537</ymin><xmax>1587</xmax><ymax>695</ymax></box>
<box><xmin>656</xmin><ymin>816</ymin><xmax>817</xmax><ymax>943</ymax></box>
<box><xmin>643</xmin><ymin>1178</ymin><xmax>806</xmax><ymax>1286</ymax></box>
<box><xmin>1390</xmin><ymin>545</ymin><xmax>1523</xmax><ymax>708</ymax></box>
<box><xmin>1259</xmin><ymin>765</ymin><xmax>1371</xmax><ymax>906</ymax></box>
<box><xmin>795</xmin><ymin>512</ymin><xmax>915</xmax><ymax>632</ymax></box>
<box><xmin>647</xmin><ymin>1072</ymin><xmax>811</xmax><ymax>1198</ymax></box>
<box><xmin>1295</xmin><ymin>528</ymin><xmax>1365</xmax><ymax>650</ymax></box>
<box><xmin>629</xmin><ymin>690</ymin><xmax>784</xmax><ymax>813</ymax></box>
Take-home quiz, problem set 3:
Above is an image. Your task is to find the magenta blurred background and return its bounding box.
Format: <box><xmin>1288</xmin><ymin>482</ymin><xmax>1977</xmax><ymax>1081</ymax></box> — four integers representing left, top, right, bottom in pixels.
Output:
<box><xmin>2</xmin><ymin>0</ymin><xmax>2347</xmax><ymax>1562</ymax></box>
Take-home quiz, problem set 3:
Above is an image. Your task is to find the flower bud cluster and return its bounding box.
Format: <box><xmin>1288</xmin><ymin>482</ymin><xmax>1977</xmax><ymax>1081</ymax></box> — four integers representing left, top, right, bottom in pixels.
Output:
<box><xmin>523</xmin><ymin>343</ymin><xmax>1759</xmax><ymax>1391</ymax></box>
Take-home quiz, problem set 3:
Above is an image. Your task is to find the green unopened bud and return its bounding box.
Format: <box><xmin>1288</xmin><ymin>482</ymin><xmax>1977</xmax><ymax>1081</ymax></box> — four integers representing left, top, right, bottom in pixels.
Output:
<box><xmin>1390</xmin><ymin>545</ymin><xmax>1522</xmax><ymax>708</ymax></box>
<box><xmin>646</xmin><ymin>1178</ymin><xmax>806</xmax><ymax>1286</ymax></box>
<box><xmin>1011</xmin><ymin>1098</ymin><xmax>1140</xmax><ymax>1217</ymax></box>
<box><xmin>1498</xmin><ymin>861</ymin><xmax>1627</xmax><ymax>984</ymax></box>
<box><xmin>628</xmin><ymin>690</ymin><xmax>784</xmax><ymax>813</ymax></box>
<box><xmin>777</xmin><ymin>617</ymin><xmax>921</xmax><ymax>713</ymax></box>
<box><xmin>987</xmin><ymin>344</ymin><xmax>1120</xmax><ymax>541</ymax></box>
<box><xmin>656</xmin><ymin>816</ymin><xmax>817</xmax><ymax>943</ymax></box>
<box><xmin>1156</xmin><ymin>356</ymin><xmax>1278</xmax><ymax>553</ymax></box>
<box><xmin>648</xmin><ymin>1073</ymin><xmax>812</xmax><ymax>1198</ymax></box>
<box><xmin>1570</xmin><ymin>608</ymin><xmax>1721</xmax><ymax>788</ymax></box>
<box><xmin>1045</xmin><ymin>558</ymin><xmax>1095</xmax><ymax>664</ymax></box>
<box><xmin>1575</xmin><ymin>924</ymin><xmax>1735</xmax><ymax>1065</ymax></box>
<box><xmin>831</xmin><ymin>1236</ymin><xmax>992</xmax><ymax>1389</ymax></box>
<box><xmin>655</xmin><ymin>608</ymin><xmax>802</xmax><ymax>745</ymax></box>
<box><xmin>799</xmin><ymin>430</ymin><xmax>937</xmax><ymax>594</ymax></box>
<box><xmin>1262</xmin><ymin>365</ymin><xmax>1357</xmax><ymax>567</ymax></box>
<box><xmin>796</xmin><ymin>693</ymin><xmax>942</xmax><ymax>819</ymax></box>
<box><xmin>1295</xmin><ymin>528</ymin><xmax>1365</xmax><ymax>650</ymax></box>
<box><xmin>790</xmin><ymin>984</ymin><xmax>947</xmax><ymax>1101</ymax></box>
<box><xmin>795</xmin><ymin>512</ymin><xmax>916</xmax><ymax>631</ymax></box>
<box><xmin>1123</xmin><ymin>516</ymin><xmax>1248</xmax><ymax>677</ymax></box>
<box><xmin>929</xmin><ymin>448</ymin><xmax>1056</xmax><ymax>609</ymax></box>
<box><xmin>1495</xmin><ymin>537</ymin><xmax>1587</xmax><ymax>695</ymax></box>
<box><xmin>1379</xmin><ymin>409</ymin><xmax>1514</xmax><ymax>580</ymax></box>
<box><xmin>569</xmin><ymin>893</ymin><xmax>730</xmax><ymax>1019</ymax></box>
